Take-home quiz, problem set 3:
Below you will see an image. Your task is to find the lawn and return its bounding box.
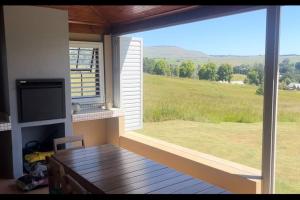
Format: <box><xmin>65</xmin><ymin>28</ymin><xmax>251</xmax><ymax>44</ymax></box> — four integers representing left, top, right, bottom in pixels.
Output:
<box><xmin>136</xmin><ymin>73</ymin><xmax>300</xmax><ymax>193</ymax></box>
<box><xmin>143</xmin><ymin>74</ymin><xmax>300</xmax><ymax>123</ymax></box>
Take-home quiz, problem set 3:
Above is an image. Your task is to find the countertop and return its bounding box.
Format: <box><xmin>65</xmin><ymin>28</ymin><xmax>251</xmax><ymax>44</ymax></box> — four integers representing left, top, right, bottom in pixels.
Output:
<box><xmin>72</xmin><ymin>108</ymin><xmax>124</xmax><ymax>122</ymax></box>
<box><xmin>0</xmin><ymin>121</ymin><xmax>11</xmax><ymax>132</ymax></box>
<box><xmin>0</xmin><ymin>108</ymin><xmax>124</xmax><ymax>132</ymax></box>
<box><xmin>0</xmin><ymin>112</ymin><xmax>11</xmax><ymax>132</ymax></box>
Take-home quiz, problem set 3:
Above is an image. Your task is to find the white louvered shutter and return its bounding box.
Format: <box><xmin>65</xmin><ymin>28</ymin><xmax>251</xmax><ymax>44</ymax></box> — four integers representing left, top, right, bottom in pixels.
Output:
<box><xmin>118</xmin><ymin>37</ymin><xmax>143</xmax><ymax>131</ymax></box>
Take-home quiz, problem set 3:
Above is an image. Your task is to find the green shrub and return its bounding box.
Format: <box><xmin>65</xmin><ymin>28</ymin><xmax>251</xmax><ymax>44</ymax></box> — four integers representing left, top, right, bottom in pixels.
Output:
<box><xmin>256</xmin><ymin>85</ymin><xmax>264</xmax><ymax>95</ymax></box>
<box><xmin>179</xmin><ymin>61</ymin><xmax>195</xmax><ymax>78</ymax></box>
<box><xmin>198</xmin><ymin>63</ymin><xmax>217</xmax><ymax>81</ymax></box>
<box><xmin>153</xmin><ymin>59</ymin><xmax>171</xmax><ymax>76</ymax></box>
<box><xmin>217</xmin><ymin>64</ymin><xmax>233</xmax><ymax>82</ymax></box>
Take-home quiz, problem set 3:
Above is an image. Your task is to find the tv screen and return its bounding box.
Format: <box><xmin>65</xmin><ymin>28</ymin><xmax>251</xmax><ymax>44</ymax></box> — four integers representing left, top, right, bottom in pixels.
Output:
<box><xmin>17</xmin><ymin>79</ymin><xmax>65</xmax><ymax>123</ymax></box>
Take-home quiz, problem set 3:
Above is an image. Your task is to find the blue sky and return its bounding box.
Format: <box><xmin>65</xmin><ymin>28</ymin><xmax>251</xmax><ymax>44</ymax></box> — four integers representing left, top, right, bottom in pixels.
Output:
<box><xmin>127</xmin><ymin>6</ymin><xmax>300</xmax><ymax>56</ymax></box>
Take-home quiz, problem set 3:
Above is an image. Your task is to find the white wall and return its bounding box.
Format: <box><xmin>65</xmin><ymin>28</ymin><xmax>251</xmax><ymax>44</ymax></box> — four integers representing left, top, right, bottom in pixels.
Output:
<box><xmin>3</xmin><ymin>6</ymin><xmax>71</xmax><ymax>178</ymax></box>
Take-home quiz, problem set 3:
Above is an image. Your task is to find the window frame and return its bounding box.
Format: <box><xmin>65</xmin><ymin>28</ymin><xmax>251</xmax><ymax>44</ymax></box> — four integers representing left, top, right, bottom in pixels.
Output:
<box><xmin>69</xmin><ymin>41</ymin><xmax>105</xmax><ymax>104</ymax></box>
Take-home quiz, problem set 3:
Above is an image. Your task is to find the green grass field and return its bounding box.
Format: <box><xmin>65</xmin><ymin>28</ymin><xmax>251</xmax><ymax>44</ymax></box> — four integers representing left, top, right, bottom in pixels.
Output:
<box><xmin>137</xmin><ymin>73</ymin><xmax>300</xmax><ymax>193</ymax></box>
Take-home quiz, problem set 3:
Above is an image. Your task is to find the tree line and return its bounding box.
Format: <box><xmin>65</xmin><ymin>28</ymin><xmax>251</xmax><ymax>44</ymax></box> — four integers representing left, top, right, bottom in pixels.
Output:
<box><xmin>144</xmin><ymin>57</ymin><xmax>234</xmax><ymax>82</ymax></box>
<box><xmin>143</xmin><ymin>57</ymin><xmax>300</xmax><ymax>94</ymax></box>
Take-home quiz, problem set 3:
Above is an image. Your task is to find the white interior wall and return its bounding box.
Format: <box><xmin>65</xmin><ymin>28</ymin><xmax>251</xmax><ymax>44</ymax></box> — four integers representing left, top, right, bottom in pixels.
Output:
<box><xmin>3</xmin><ymin>6</ymin><xmax>71</xmax><ymax>178</ymax></box>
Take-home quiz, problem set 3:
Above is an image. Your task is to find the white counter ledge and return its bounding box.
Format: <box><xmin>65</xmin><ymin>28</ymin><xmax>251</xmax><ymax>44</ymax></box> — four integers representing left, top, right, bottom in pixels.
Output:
<box><xmin>72</xmin><ymin>108</ymin><xmax>124</xmax><ymax>123</ymax></box>
<box><xmin>0</xmin><ymin>109</ymin><xmax>124</xmax><ymax>131</ymax></box>
<box><xmin>0</xmin><ymin>112</ymin><xmax>11</xmax><ymax>131</ymax></box>
<box><xmin>0</xmin><ymin>122</ymin><xmax>11</xmax><ymax>131</ymax></box>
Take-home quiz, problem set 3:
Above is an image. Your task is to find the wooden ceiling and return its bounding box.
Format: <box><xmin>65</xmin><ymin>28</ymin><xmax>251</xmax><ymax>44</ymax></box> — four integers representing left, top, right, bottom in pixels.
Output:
<box><xmin>43</xmin><ymin>5</ymin><xmax>199</xmax><ymax>34</ymax></box>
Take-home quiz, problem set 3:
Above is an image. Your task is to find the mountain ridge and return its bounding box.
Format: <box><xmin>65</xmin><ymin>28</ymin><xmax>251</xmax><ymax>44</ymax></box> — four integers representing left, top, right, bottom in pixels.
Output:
<box><xmin>143</xmin><ymin>45</ymin><xmax>300</xmax><ymax>66</ymax></box>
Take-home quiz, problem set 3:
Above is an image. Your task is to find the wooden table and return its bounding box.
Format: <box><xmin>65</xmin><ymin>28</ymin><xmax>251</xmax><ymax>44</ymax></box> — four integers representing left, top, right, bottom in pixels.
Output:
<box><xmin>53</xmin><ymin>144</ymin><xmax>230</xmax><ymax>194</ymax></box>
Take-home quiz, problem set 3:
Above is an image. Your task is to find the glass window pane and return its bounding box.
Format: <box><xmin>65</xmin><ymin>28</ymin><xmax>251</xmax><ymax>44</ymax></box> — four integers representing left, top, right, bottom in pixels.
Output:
<box><xmin>276</xmin><ymin>6</ymin><xmax>300</xmax><ymax>194</ymax></box>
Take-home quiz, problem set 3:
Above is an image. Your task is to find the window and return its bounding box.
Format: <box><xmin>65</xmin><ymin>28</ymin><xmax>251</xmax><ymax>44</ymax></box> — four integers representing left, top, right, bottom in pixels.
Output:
<box><xmin>69</xmin><ymin>41</ymin><xmax>105</xmax><ymax>104</ymax></box>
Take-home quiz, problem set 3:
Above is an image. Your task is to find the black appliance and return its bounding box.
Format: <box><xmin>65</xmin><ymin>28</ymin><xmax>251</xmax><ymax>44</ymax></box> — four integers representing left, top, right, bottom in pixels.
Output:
<box><xmin>16</xmin><ymin>79</ymin><xmax>65</xmax><ymax>122</ymax></box>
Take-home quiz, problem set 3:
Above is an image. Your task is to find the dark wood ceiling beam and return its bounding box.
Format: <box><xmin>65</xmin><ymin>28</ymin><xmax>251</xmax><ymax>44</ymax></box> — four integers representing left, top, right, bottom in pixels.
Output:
<box><xmin>69</xmin><ymin>23</ymin><xmax>109</xmax><ymax>34</ymax></box>
<box><xmin>89</xmin><ymin>6</ymin><xmax>111</xmax><ymax>24</ymax></box>
<box><xmin>69</xmin><ymin>20</ymin><xmax>106</xmax><ymax>26</ymax></box>
<box><xmin>110</xmin><ymin>5</ymin><xmax>267</xmax><ymax>36</ymax></box>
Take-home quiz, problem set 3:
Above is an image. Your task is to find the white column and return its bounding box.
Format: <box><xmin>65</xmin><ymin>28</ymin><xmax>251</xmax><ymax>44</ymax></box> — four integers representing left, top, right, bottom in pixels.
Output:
<box><xmin>104</xmin><ymin>35</ymin><xmax>113</xmax><ymax>105</ymax></box>
<box><xmin>112</xmin><ymin>36</ymin><xmax>121</xmax><ymax>108</ymax></box>
<box><xmin>261</xmin><ymin>6</ymin><xmax>280</xmax><ymax>194</ymax></box>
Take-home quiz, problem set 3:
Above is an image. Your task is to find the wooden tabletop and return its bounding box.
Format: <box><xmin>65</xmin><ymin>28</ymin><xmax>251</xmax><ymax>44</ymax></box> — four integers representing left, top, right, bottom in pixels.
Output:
<box><xmin>53</xmin><ymin>144</ymin><xmax>230</xmax><ymax>194</ymax></box>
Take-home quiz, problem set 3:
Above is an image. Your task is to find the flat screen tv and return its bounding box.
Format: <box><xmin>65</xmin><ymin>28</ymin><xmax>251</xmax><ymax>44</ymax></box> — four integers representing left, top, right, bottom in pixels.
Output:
<box><xmin>16</xmin><ymin>79</ymin><xmax>66</xmax><ymax>123</ymax></box>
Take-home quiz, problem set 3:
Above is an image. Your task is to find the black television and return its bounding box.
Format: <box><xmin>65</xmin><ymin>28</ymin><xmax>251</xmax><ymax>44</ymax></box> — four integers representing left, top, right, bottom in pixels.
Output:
<box><xmin>16</xmin><ymin>79</ymin><xmax>66</xmax><ymax>123</ymax></box>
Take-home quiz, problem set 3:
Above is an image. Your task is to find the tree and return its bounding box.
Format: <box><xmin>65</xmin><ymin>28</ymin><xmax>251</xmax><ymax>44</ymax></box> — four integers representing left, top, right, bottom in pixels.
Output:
<box><xmin>153</xmin><ymin>59</ymin><xmax>171</xmax><ymax>76</ymax></box>
<box><xmin>279</xmin><ymin>58</ymin><xmax>294</xmax><ymax>74</ymax></box>
<box><xmin>171</xmin><ymin>65</ymin><xmax>180</xmax><ymax>77</ymax></box>
<box><xmin>143</xmin><ymin>57</ymin><xmax>156</xmax><ymax>74</ymax></box>
<box><xmin>217</xmin><ymin>64</ymin><xmax>233</xmax><ymax>82</ymax></box>
<box><xmin>245</xmin><ymin>69</ymin><xmax>260</xmax><ymax>85</ymax></box>
<box><xmin>233</xmin><ymin>64</ymin><xmax>250</xmax><ymax>75</ymax></box>
<box><xmin>280</xmin><ymin>73</ymin><xmax>294</xmax><ymax>85</ymax></box>
<box><xmin>253</xmin><ymin>63</ymin><xmax>264</xmax><ymax>84</ymax></box>
<box><xmin>244</xmin><ymin>64</ymin><xmax>264</xmax><ymax>86</ymax></box>
<box><xmin>295</xmin><ymin>62</ymin><xmax>300</xmax><ymax>71</ymax></box>
<box><xmin>198</xmin><ymin>63</ymin><xmax>217</xmax><ymax>81</ymax></box>
<box><xmin>179</xmin><ymin>61</ymin><xmax>195</xmax><ymax>78</ymax></box>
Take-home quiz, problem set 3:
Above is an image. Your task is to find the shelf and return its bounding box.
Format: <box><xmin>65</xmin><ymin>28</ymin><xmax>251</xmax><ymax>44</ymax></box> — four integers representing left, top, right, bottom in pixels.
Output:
<box><xmin>19</xmin><ymin>118</ymin><xmax>66</xmax><ymax>128</ymax></box>
<box><xmin>72</xmin><ymin>108</ymin><xmax>124</xmax><ymax>123</ymax></box>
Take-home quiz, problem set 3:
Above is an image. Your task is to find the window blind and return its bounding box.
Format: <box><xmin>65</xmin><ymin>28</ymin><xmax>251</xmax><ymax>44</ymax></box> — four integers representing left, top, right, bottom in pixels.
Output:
<box><xmin>69</xmin><ymin>41</ymin><xmax>105</xmax><ymax>103</ymax></box>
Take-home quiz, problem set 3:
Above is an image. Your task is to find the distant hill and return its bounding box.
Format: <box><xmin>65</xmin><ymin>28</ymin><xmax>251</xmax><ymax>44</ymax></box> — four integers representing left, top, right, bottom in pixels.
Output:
<box><xmin>144</xmin><ymin>46</ymin><xmax>208</xmax><ymax>60</ymax></box>
<box><xmin>144</xmin><ymin>45</ymin><xmax>300</xmax><ymax>66</ymax></box>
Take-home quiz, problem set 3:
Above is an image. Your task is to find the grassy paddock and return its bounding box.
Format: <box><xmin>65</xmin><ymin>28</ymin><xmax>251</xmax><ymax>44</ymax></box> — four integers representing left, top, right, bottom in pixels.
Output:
<box><xmin>143</xmin><ymin>74</ymin><xmax>300</xmax><ymax>123</ymax></box>
<box><xmin>138</xmin><ymin>74</ymin><xmax>300</xmax><ymax>193</ymax></box>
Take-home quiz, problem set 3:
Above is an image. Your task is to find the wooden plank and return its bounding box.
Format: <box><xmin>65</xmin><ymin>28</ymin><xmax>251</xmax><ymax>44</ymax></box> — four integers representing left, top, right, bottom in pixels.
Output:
<box><xmin>53</xmin><ymin>144</ymin><xmax>116</xmax><ymax>159</ymax></box>
<box><xmin>149</xmin><ymin>179</ymin><xmax>201</xmax><ymax>194</ymax></box>
<box><xmin>95</xmin><ymin>167</ymin><xmax>171</xmax><ymax>192</ymax></box>
<box><xmin>111</xmin><ymin>6</ymin><xmax>265</xmax><ymax>36</ymax></box>
<box><xmin>69</xmin><ymin>23</ymin><xmax>106</xmax><ymax>34</ymax></box>
<box><xmin>71</xmin><ymin>151</ymin><xmax>144</xmax><ymax>171</ymax></box>
<box><xmin>108</xmin><ymin>171</ymin><xmax>183</xmax><ymax>194</ymax></box>
<box><xmin>125</xmin><ymin>174</ymin><xmax>192</xmax><ymax>194</ymax></box>
<box><xmin>63</xmin><ymin>149</ymin><xmax>133</xmax><ymax>166</ymax></box>
<box><xmin>172</xmin><ymin>182</ymin><xmax>213</xmax><ymax>194</ymax></box>
<box><xmin>198</xmin><ymin>186</ymin><xmax>226</xmax><ymax>194</ymax></box>
<box><xmin>82</xmin><ymin>158</ymin><xmax>152</xmax><ymax>179</ymax></box>
<box><xmin>60</xmin><ymin>148</ymin><xmax>127</xmax><ymax>164</ymax></box>
<box><xmin>76</xmin><ymin>154</ymin><xmax>147</xmax><ymax>175</ymax></box>
<box><xmin>87</xmin><ymin>160</ymin><xmax>159</xmax><ymax>183</ymax></box>
<box><xmin>92</xmin><ymin>163</ymin><xmax>166</xmax><ymax>188</ymax></box>
<box><xmin>61</xmin><ymin>150</ymin><xmax>130</xmax><ymax>167</ymax></box>
<box><xmin>57</xmin><ymin>143</ymin><xmax>118</xmax><ymax>156</ymax></box>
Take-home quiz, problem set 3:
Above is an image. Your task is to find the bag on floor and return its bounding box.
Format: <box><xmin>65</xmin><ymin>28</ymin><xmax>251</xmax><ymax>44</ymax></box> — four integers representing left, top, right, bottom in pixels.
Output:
<box><xmin>16</xmin><ymin>162</ymin><xmax>49</xmax><ymax>191</ymax></box>
<box><xmin>16</xmin><ymin>174</ymin><xmax>48</xmax><ymax>192</ymax></box>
